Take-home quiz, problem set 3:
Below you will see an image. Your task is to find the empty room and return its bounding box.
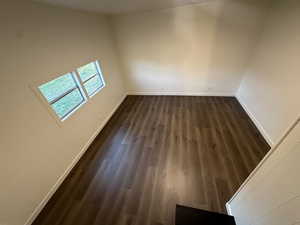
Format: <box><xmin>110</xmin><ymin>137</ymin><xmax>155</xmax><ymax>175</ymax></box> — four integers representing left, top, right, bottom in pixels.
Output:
<box><xmin>0</xmin><ymin>0</ymin><xmax>299</xmax><ymax>225</ymax></box>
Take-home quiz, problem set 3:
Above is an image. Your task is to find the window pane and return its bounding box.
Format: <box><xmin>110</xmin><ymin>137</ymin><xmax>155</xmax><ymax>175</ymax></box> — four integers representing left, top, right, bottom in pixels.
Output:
<box><xmin>39</xmin><ymin>73</ymin><xmax>76</xmax><ymax>102</ymax></box>
<box><xmin>77</xmin><ymin>62</ymin><xmax>98</xmax><ymax>82</ymax></box>
<box><xmin>84</xmin><ymin>75</ymin><xmax>103</xmax><ymax>96</ymax></box>
<box><xmin>51</xmin><ymin>89</ymin><xmax>84</xmax><ymax>118</ymax></box>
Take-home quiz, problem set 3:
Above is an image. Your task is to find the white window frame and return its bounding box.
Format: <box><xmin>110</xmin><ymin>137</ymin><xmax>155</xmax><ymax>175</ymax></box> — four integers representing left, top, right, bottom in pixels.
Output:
<box><xmin>34</xmin><ymin>60</ymin><xmax>106</xmax><ymax>124</ymax></box>
<box><xmin>46</xmin><ymin>72</ymin><xmax>87</xmax><ymax>120</ymax></box>
<box><xmin>75</xmin><ymin>61</ymin><xmax>105</xmax><ymax>98</ymax></box>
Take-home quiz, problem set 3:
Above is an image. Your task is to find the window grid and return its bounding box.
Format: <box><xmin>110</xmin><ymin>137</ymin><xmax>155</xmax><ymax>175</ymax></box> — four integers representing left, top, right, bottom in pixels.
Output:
<box><xmin>47</xmin><ymin>73</ymin><xmax>86</xmax><ymax>119</ymax></box>
<box><xmin>38</xmin><ymin>61</ymin><xmax>105</xmax><ymax>121</ymax></box>
<box><xmin>71</xmin><ymin>72</ymin><xmax>87</xmax><ymax>102</ymax></box>
<box><xmin>76</xmin><ymin>61</ymin><xmax>105</xmax><ymax>97</ymax></box>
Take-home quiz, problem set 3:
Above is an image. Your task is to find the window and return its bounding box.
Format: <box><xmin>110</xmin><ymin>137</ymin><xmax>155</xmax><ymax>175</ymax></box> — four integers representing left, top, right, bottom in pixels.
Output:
<box><xmin>38</xmin><ymin>60</ymin><xmax>105</xmax><ymax>120</ymax></box>
<box><xmin>39</xmin><ymin>73</ymin><xmax>86</xmax><ymax>119</ymax></box>
<box><xmin>77</xmin><ymin>61</ymin><xmax>105</xmax><ymax>97</ymax></box>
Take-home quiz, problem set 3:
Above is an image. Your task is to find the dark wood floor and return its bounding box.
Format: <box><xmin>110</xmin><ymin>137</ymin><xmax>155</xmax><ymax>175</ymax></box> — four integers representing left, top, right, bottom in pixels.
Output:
<box><xmin>33</xmin><ymin>96</ymin><xmax>270</xmax><ymax>225</ymax></box>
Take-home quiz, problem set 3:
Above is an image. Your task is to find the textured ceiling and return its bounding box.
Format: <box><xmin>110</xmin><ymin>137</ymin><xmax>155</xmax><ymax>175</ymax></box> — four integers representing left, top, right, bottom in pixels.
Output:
<box><xmin>34</xmin><ymin>0</ymin><xmax>219</xmax><ymax>14</ymax></box>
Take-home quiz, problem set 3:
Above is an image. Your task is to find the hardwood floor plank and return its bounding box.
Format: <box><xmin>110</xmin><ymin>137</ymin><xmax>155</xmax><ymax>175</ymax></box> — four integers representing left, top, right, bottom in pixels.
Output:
<box><xmin>32</xmin><ymin>96</ymin><xmax>270</xmax><ymax>225</ymax></box>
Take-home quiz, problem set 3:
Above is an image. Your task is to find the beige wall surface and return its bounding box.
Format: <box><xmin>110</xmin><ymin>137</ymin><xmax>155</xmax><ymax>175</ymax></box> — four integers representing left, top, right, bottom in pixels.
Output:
<box><xmin>228</xmin><ymin>117</ymin><xmax>300</xmax><ymax>225</ymax></box>
<box><xmin>237</xmin><ymin>0</ymin><xmax>300</xmax><ymax>145</ymax></box>
<box><xmin>229</xmin><ymin>1</ymin><xmax>300</xmax><ymax>224</ymax></box>
<box><xmin>0</xmin><ymin>1</ymin><xmax>125</xmax><ymax>225</ymax></box>
<box><xmin>111</xmin><ymin>0</ymin><xmax>267</xmax><ymax>95</ymax></box>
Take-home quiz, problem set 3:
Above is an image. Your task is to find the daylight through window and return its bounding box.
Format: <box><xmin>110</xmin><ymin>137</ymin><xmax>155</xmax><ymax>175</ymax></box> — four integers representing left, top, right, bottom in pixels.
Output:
<box><xmin>77</xmin><ymin>61</ymin><xmax>105</xmax><ymax>96</ymax></box>
<box><xmin>38</xmin><ymin>61</ymin><xmax>105</xmax><ymax>120</ymax></box>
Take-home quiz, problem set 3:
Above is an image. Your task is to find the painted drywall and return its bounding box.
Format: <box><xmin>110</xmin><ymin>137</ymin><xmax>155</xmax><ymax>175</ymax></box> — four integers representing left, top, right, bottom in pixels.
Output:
<box><xmin>236</xmin><ymin>0</ymin><xmax>300</xmax><ymax>145</ymax></box>
<box><xmin>110</xmin><ymin>0</ymin><xmax>268</xmax><ymax>95</ymax></box>
<box><xmin>35</xmin><ymin>0</ymin><xmax>229</xmax><ymax>14</ymax></box>
<box><xmin>227</xmin><ymin>117</ymin><xmax>300</xmax><ymax>225</ymax></box>
<box><xmin>0</xmin><ymin>1</ymin><xmax>125</xmax><ymax>225</ymax></box>
<box><xmin>228</xmin><ymin>1</ymin><xmax>300</xmax><ymax>224</ymax></box>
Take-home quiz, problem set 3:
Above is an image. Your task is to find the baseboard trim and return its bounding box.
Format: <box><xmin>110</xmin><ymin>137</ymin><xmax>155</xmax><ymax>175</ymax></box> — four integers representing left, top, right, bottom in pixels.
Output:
<box><xmin>235</xmin><ymin>94</ymin><xmax>274</xmax><ymax>147</ymax></box>
<box><xmin>127</xmin><ymin>91</ymin><xmax>235</xmax><ymax>97</ymax></box>
<box><xmin>225</xmin><ymin>203</ymin><xmax>233</xmax><ymax>216</ymax></box>
<box><xmin>24</xmin><ymin>94</ymin><xmax>127</xmax><ymax>225</ymax></box>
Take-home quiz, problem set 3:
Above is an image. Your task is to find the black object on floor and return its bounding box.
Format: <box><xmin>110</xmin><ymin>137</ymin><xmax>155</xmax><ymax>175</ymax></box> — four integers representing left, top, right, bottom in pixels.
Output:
<box><xmin>176</xmin><ymin>205</ymin><xmax>236</xmax><ymax>225</ymax></box>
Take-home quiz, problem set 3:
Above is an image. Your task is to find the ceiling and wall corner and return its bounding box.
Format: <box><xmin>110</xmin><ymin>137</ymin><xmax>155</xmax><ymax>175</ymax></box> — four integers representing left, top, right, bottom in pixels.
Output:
<box><xmin>228</xmin><ymin>1</ymin><xmax>300</xmax><ymax>224</ymax></box>
<box><xmin>236</xmin><ymin>0</ymin><xmax>300</xmax><ymax>145</ymax></box>
<box><xmin>109</xmin><ymin>0</ymin><xmax>270</xmax><ymax>95</ymax></box>
<box><xmin>34</xmin><ymin>0</ymin><xmax>224</xmax><ymax>14</ymax></box>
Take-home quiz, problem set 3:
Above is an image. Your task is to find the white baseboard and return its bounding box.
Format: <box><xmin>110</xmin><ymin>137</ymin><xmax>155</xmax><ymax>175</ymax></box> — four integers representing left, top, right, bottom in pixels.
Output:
<box><xmin>226</xmin><ymin>203</ymin><xmax>233</xmax><ymax>215</ymax></box>
<box><xmin>235</xmin><ymin>94</ymin><xmax>274</xmax><ymax>147</ymax></box>
<box><xmin>24</xmin><ymin>94</ymin><xmax>127</xmax><ymax>225</ymax></box>
<box><xmin>127</xmin><ymin>91</ymin><xmax>235</xmax><ymax>96</ymax></box>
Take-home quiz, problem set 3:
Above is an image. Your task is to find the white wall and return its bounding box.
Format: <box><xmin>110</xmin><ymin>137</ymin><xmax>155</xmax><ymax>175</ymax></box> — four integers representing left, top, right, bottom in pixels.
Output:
<box><xmin>228</xmin><ymin>1</ymin><xmax>300</xmax><ymax>224</ymax></box>
<box><xmin>227</xmin><ymin>117</ymin><xmax>300</xmax><ymax>225</ymax></box>
<box><xmin>0</xmin><ymin>1</ymin><xmax>125</xmax><ymax>225</ymax></box>
<box><xmin>111</xmin><ymin>0</ymin><xmax>268</xmax><ymax>96</ymax></box>
<box><xmin>236</xmin><ymin>0</ymin><xmax>300</xmax><ymax>145</ymax></box>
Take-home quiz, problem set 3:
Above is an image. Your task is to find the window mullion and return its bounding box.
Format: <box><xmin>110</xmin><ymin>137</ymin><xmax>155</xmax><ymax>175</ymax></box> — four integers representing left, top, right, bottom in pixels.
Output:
<box><xmin>49</xmin><ymin>87</ymin><xmax>77</xmax><ymax>105</ymax></box>
<box><xmin>83</xmin><ymin>73</ymin><xmax>98</xmax><ymax>84</ymax></box>
<box><xmin>72</xmin><ymin>71</ymin><xmax>89</xmax><ymax>100</ymax></box>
